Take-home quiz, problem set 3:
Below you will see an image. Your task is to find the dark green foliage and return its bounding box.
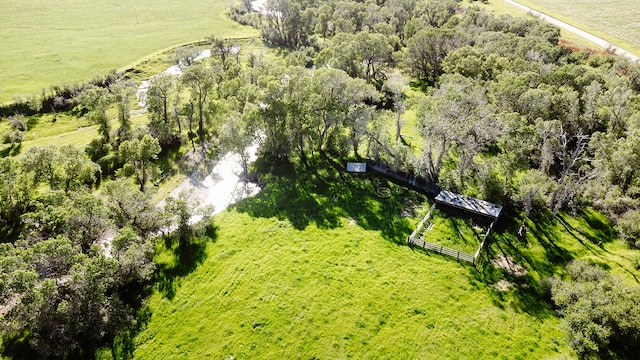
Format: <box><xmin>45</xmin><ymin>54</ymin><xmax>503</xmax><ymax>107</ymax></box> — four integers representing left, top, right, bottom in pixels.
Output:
<box><xmin>549</xmin><ymin>261</ymin><xmax>640</xmax><ymax>358</ymax></box>
<box><xmin>0</xmin><ymin>235</ymin><xmax>154</xmax><ymax>360</ymax></box>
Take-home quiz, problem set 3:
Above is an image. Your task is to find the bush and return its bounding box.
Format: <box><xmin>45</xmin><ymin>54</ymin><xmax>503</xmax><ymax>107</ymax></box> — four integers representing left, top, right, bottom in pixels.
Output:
<box><xmin>548</xmin><ymin>261</ymin><xmax>640</xmax><ymax>358</ymax></box>
<box><xmin>615</xmin><ymin>209</ymin><xmax>640</xmax><ymax>247</ymax></box>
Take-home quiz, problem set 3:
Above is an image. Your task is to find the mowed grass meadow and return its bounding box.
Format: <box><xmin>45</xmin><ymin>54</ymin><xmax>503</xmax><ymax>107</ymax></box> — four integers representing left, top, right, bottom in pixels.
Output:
<box><xmin>0</xmin><ymin>0</ymin><xmax>257</xmax><ymax>102</ymax></box>
<box><xmin>130</xmin><ymin>158</ymin><xmax>640</xmax><ymax>359</ymax></box>
<box><xmin>134</xmin><ymin>204</ymin><xmax>570</xmax><ymax>358</ymax></box>
<box><xmin>133</xmin><ymin>162</ymin><xmax>640</xmax><ymax>359</ymax></box>
<box><xmin>514</xmin><ymin>0</ymin><xmax>640</xmax><ymax>56</ymax></box>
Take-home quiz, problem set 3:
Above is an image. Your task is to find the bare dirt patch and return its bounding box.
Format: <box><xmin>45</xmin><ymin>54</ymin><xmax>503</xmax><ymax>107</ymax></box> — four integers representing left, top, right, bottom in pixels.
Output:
<box><xmin>493</xmin><ymin>279</ymin><xmax>514</xmax><ymax>292</ymax></box>
<box><xmin>491</xmin><ymin>255</ymin><xmax>528</xmax><ymax>277</ymax></box>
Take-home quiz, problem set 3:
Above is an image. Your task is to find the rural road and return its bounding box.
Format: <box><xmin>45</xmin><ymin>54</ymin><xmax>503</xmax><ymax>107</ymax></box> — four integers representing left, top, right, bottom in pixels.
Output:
<box><xmin>503</xmin><ymin>0</ymin><xmax>639</xmax><ymax>62</ymax></box>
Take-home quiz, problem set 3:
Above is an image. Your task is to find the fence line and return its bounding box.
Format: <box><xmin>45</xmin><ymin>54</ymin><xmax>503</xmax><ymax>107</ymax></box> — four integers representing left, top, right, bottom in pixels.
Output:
<box><xmin>365</xmin><ymin>159</ymin><xmax>441</xmax><ymax>196</ymax></box>
<box><xmin>409</xmin><ymin>203</ymin><xmax>438</xmax><ymax>239</ymax></box>
<box><xmin>408</xmin><ymin>236</ymin><xmax>475</xmax><ymax>264</ymax></box>
<box><xmin>473</xmin><ymin>219</ymin><xmax>496</xmax><ymax>260</ymax></box>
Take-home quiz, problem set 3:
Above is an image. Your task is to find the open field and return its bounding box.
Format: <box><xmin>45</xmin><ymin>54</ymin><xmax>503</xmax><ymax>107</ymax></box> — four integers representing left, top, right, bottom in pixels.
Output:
<box><xmin>476</xmin><ymin>1</ymin><xmax>609</xmax><ymax>53</ymax></box>
<box><xmin>133</xmin><ymin>170</ymin><xmax>574</xmax><ymax>359</ymax></box>
<box><xmin>131</xmin><ymin>163</ymin><xmax>640</xmax><ymax>359</ymax></box>
<box><xmin>0</xmin><ymin>0</ymin><xmax>258</xmax><ymax>103</ymax></box>
<box><xmin>511</xmin><ymin>0</ymin><xmax>640</xmax><ymax>57</ymax></box>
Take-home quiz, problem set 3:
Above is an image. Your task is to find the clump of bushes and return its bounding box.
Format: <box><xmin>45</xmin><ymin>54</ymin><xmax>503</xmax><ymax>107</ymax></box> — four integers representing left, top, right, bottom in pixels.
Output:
<box><xmin>547</xmin><ymin>261</ymin><xmax>640</xmax><ymax>358</ymax></box>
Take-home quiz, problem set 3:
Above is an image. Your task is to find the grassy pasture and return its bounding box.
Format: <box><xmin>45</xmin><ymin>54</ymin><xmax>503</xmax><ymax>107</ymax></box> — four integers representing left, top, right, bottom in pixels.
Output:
<box><xmin>130</xmin><ymin>158</ymin><xmax>640</xmax><ymax>359</ymax></box>
<box><xmin>134</xmin><ymin>165</ymin><xmax>575</xmax><ymax>359</ymax></box>
<box><xmin>511</xmin><ymin>0</ymin><xmax>640</xmax><ymax>56</ymax></box>
<box><xmin>477</xmin><ymin>1</ymin><xmax>605</xmax><ymax>52</ymax></box>
<box><xmin>0</xmin><ymin>0</ymin><xmax>258</xmax><ymax>102</ymax></box>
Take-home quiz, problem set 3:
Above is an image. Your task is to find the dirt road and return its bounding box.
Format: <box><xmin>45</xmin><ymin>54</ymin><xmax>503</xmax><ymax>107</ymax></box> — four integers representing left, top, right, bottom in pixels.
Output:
<box><xmin>503</xmin><ymin>0</ymin><xmax>639</xmax><ymax>62</ymax></box>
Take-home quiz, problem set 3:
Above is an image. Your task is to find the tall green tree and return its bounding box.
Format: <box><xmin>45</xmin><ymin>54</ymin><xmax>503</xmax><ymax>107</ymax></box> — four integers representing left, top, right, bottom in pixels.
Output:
<box><xmin>404</xmin><ymin>27</ymin><xmax>464</xmax><ymax>84</ymax></box>
<box><xmin>103</xmin><ymin>179</ymin><xmax>161</xmax><ymax>238</ymax></box>
<box><xmin>118</xmin><ymin>134</ymin><xmax>162</xmax><ymax>192</ymax></box>
<box><xmin>110</xmin><ymin>79</ymin><xmax>137</xmax><ymax>143</ymax></box>
<box><xmin>181</xmin><ymin>63</ymin><xmax>216</xmax><ymax>151</ymax></box>
<box><xmin>80</xmin><ymin>85</ymin><xmax>112</xmax><ymax>143</ymax></box>
<box><xmin>147</xmin><ymin>73</ymin><xmax>180</xmax><ymax>146</ymax></box>
<box><xmin>0</xmin><ymin>158</ymin><xmax>35</xmax><ymax>236</ymax></box>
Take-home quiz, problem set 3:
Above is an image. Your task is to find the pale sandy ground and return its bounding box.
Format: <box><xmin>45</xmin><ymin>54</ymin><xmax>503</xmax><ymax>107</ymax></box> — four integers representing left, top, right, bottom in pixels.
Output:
<box><xmin>504</xmin><ymin>0</ymin><xmax>639</xmax><ymax>62</ymax></box>
<box><xmin>158</xmin><ymin>141</ymin><xmax>261</xmax><ymax>224</ymax></box>
<box><xmin>102</xmin><ymin>50</ymin><xmax>260</xmax><ymax>255</ymax></box>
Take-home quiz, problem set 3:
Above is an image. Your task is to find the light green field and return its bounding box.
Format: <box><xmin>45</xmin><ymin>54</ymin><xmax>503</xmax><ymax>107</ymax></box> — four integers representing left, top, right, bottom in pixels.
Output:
<box><xmin>134</xmin><ymin>211</ymin><xmax>572</xmax><ymax>359</ymax></box>
<box><xmin>476</xmin><ymin>1</ymin><xmax>603</xmax><ymax>51</ymax></box>
<box><xmin>512</xmin><ymin>0</ymin><xmax>640</xmax><ymax>56</ymax></box>
<box><xmin>129</xmin><ymin>161</ymin><xmax>640</xmax><ymax>359</ymax></box>
<box><xmin>0</xmin><ymin>0</ymin><xmax>257</xmax><ymax>102</ymax></box>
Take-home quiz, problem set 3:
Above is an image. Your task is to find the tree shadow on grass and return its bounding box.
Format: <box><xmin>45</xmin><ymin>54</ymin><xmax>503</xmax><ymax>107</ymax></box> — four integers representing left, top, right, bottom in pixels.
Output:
<box><xmin>155</xmin><ymin>224</ymin><xmax>216</xmax><ymax>300</ymax></box>
<box><xmin>469</xmin><ymin>212</ymin><xmax>574</xmax><ymax>319</ymax></box>
<box><xmin>232</xmin><ymin>155</ymin><xmax>420</xmax><ymax>245</ymax></box>
<box><xmin>0</xmin><ymin>143</ymin><xmax>22</xmax><ymax>157</ymax></box>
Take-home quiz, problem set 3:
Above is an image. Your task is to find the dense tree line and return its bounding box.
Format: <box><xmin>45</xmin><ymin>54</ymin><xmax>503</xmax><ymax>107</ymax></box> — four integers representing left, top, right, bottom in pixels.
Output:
<box><xmin>0</xmin><ymin>148</ymin><xmax>161</xmax><ymax>358</ymax></box>
<box><xmin>230</xmin><ymin>0</ymin><xmax>640</xmax><ymax>232</ymax></box>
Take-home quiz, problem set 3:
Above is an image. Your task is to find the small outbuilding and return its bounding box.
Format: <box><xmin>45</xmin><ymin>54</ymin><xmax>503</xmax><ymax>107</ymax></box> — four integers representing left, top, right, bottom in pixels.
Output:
<box><xmin>346</xmin><ymin>162</ymin><xmax>367</xmax><ymax>173</ymax></box>
<box><xmin>435</xmin><ymin>190</ymin><xmax>502</xmax><ymax>220</ymax></box>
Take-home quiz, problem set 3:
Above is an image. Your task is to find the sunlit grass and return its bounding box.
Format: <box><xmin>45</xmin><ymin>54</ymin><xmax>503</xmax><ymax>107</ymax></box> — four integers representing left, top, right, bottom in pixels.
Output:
<box><xmin>478</xmin><ymin>0</ymin><xmax>607</xmax><ymax>52</ymax></box>
<box><xmin>497</xmin><ymin>0</ymin><xmax>640</xmax><ymax>57</ymax></box>
<box><xmin>0</xmin><ymin>0</ymin><xmax>259</xmax><ymax>102</ymax></box>
<box><xmin>132</xmin><ymin>162</ymin><xmax>608</xmax><ymax>359</ymax></box>
<box><xmin>135</xmin><ymin>209</ymin><xmax>572</xmax><ymax>359</ymax></box>
<box><xmin>417</xmin><ymin>208</ymin><xmax>485</xmax><ymax>255</ymax></box>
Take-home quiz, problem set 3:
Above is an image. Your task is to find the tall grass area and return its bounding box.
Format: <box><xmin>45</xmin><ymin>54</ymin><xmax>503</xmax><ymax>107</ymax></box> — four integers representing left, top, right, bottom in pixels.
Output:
<box><xmin>0</xmin><ymin>0</ymin><xmax>258</xmax><ymax>102</ymax></box>
<box><xmin>512</xmin><ymin>0</ymin><xmax>640</xmax><ymax>56</ymax></box>
<box><xmin>132</xmin><ymin>160</ymin><xmax>591</xmax><ymax>359</ymax></box>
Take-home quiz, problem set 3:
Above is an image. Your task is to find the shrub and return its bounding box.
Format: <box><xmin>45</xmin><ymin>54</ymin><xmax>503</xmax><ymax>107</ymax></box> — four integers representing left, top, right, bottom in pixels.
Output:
<box><xmin>548</xmin><ymin>261</ymin><xmax>640</xmax><ymax>358</ymax></box>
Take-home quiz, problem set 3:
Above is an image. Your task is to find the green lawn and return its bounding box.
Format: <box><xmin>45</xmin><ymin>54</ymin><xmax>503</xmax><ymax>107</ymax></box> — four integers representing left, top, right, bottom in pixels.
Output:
<box><xmin>131</xmin><ymin>164</ymin><xmax>592</xmax><ymax>359</ymax></box>
<box><xmin>511</xmin><ymin>0</ymin><xmax>640</xmax><ymax>56</ymax></box>
<box><xmin>135</xmin><ymin>214</ymin><xmax>571</xmax><ymax>359</ymax></box>
<box><xmin>0</xmin><ymin>0</ymin><xmax>258</xmax><ymax>102</ymax></box>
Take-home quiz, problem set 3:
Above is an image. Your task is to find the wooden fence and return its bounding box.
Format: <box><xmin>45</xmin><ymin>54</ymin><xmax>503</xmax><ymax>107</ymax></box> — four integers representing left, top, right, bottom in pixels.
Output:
<box><xmin>408</xmin><ymin>236</ymin><xmax>475</xmax><ymax>264</ymax></box>
<box><xmin>357</xmin><ymin>159</ymin><xmax>499</xmax><ymax>266</ymax></box>
<box><xmin>365</xmin><ymin>159</ymin><xmax>441</xmax><ymax>196</ymax></box>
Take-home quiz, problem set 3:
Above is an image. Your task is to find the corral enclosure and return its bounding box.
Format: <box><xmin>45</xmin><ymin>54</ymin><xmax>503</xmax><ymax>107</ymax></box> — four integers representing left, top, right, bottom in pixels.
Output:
<box><xmin>0</xmin><ymin>0</ymin><xmax>257</xmax><ymax>102</ymax></box>
<box><xmin>413</xmin><ymin>208</ymin><xmax>486</xmax><ymax>254</ymax></box>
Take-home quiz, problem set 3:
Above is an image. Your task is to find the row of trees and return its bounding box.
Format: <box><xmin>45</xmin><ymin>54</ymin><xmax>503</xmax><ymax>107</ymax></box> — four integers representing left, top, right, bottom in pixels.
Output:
<box><xmin>233</xmin><ymin>0</ymin><xmax>640</xmax><ymax>228</ymax></box>
<box><xmin>154</xmin><ymin>1</ymin><xmax>640</xmax><ymax>233</ymax></box>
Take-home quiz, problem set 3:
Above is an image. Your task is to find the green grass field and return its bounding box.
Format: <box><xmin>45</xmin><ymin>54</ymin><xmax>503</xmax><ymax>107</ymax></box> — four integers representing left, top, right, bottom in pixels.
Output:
<box><xmin>477</xmin><ymin>1</ymin><xmax>615</xmax><ymax>53</ymax></box>
<box><xmin>133</xmin><ymin>170</ymin><xmax>574</xmax><ymax>359</ymax></box>
<box><xmin>0</xmin><ymin>0</ymin><xmax>258</xmax><ymax>103</ymax></box>
<box><xmin>131</xmin><ymin>163</ymin><xmax>640</xmax><ymax>359</ymax></box>
<box><xmin>511</xmin><ymin>0</ymin><xmax>640</xmax><ymax>56</ymax></box>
